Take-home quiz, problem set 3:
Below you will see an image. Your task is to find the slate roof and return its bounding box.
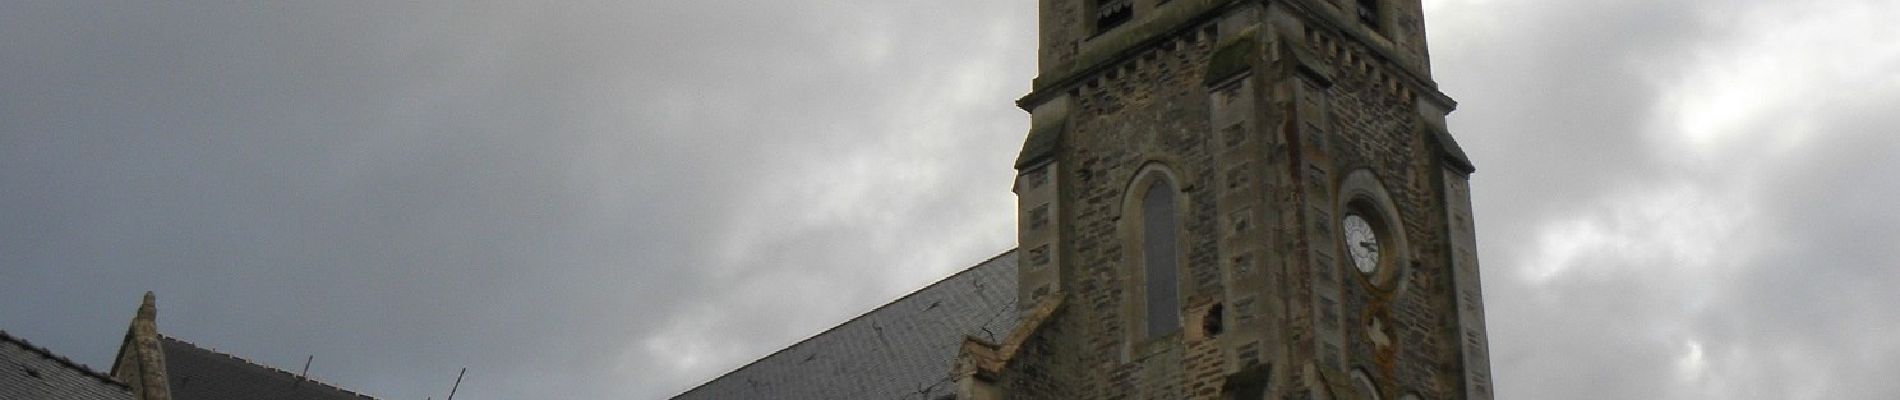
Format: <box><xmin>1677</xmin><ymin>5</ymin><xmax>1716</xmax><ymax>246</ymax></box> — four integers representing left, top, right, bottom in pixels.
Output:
<box><xmin>158</xmin><ymin>336</ymin><xmax>378</xmax><ymax>400</ymax></box>
<box><xmin>0</xmin><ymin>331</ymin><xmax>133</xmax><ymax>400</ymax></box>
<box><xmin>674</xmin><ymin>250</ymin><xmax>1021</xmax><ymax>400</ymax></box>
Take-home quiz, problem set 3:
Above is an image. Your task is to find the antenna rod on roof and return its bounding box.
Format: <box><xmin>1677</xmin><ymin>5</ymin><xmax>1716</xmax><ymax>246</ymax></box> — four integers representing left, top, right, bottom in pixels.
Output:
<box><xmin>301</xmin><ymin>355</ymin><xmax>313</xmax><ymax>380</ymax></box>
<box><xmin>446</xmin><ymin>367</ymin><xmax>466</xmax><ymax>400</ymax></box>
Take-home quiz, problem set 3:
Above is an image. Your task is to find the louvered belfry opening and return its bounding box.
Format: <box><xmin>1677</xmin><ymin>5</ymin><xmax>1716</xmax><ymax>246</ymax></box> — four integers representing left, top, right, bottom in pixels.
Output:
<box><xmin>1357</xmin><ymin>0</ymin><xmax>1381</xmax><ymax>29</ymax></box>
<box><xmin>1095</xmin><ymin>0</ymin><xmax>1133</xmax><ymax>34</ymax></box>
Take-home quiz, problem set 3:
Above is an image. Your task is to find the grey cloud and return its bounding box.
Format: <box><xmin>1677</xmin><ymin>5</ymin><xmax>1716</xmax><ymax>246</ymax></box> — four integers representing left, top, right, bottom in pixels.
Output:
<box><xmin>1434</xmin><ymin>0</ymin><xmax>1900</xmax><ymax>398</ymax></box>
<box><xmin>1699</xmin><ymin>93</ymin><xmax>1900</xmax><ymax>399</ymax></box>
<box><xmin>2</xmin><ymin>0</ymin><xmax>1028</xmax><ymax>399</ymax></box>
<box><xmin>3</xmin><ymin>0</ymin><xmax>1894</xmax><ymax>399</ymax></box>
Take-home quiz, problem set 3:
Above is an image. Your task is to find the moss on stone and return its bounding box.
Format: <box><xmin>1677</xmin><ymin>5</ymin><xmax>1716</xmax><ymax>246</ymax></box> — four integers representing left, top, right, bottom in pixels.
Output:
<box><xmin>1431</xmin><ymin>124</ymin><xmax>1476</xmax><ymax>173</ymax></box>
<box><xmin>1022</xmin><ymin>0</ymin><xmax>1241</xmax><ymax>108</ymax></box>
<box><xmin>1015</xmin><ymin>118</ymin><xmax>1067</xmax><ymax>170</ymax></box>
<box><xmin>1203</xmin><ymin>32</ymin><xmax>1258</xmax><ymax>86</ymax></box>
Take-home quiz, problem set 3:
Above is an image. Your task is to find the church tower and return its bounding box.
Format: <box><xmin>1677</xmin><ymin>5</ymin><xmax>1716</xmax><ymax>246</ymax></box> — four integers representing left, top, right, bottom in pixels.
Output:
<box><xmin>956</xmin><ymin>0</ymin><xmax>1491</xmax><ymax>398</ymax></box>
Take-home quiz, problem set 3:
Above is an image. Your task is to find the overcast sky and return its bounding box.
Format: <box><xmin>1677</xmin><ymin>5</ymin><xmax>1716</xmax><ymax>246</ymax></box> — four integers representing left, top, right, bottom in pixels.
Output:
<box><xmin>1</xmin><ymin>0</ymin><xmax>1896</xmax><ymax>399</ymax></box>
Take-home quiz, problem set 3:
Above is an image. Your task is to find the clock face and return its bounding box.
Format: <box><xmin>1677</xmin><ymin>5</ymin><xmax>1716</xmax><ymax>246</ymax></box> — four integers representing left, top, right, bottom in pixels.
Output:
<box><xmin>1342</xmin><ymin>214</ymin><xmax>1379</xmax><ymax>274</ymax></box>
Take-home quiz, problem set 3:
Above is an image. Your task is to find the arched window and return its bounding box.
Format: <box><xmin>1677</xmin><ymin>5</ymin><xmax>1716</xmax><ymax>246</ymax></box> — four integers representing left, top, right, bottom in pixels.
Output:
<box><xmin>1141</xmin><ymin>178</ymin><xmax>1181</xmax><ymax>337</ymax></box>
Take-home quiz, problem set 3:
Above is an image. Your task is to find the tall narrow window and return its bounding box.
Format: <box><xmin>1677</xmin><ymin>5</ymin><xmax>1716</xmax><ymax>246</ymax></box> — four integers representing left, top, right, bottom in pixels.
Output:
<box><xmin>1142</xmin><ymin>179</ymin><xmax>1181</xmax><ymax>337</ymax></box>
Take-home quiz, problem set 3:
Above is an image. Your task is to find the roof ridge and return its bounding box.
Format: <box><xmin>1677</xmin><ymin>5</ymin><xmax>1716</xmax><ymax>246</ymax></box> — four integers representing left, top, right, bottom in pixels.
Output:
<box><xmin>0</xmin><ymin>330</ymin><xmax>132</xmax><ymax>391</ymax></box>
<box><xmin>157</xmin><ymin>334</ymin><xmax>380</xmax><ymax>400</ymax></box>
<box><xmin>670</xmin><ymin>247</ymin><xmax>1018</xmax><ymax>398</ymax></box>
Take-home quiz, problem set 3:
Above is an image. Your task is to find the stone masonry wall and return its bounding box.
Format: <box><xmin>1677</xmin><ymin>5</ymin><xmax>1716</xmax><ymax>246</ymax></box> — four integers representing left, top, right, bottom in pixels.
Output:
<box><xmin>1009</xmin><ymin>1</ymin><xmax>1477</xmax><ymax>398</ymax></box>
<box><xmin>1059</xmin><ymin>18</ymin><xmax>1224</xmax><ymax>400</ymax></box>
<box><xmin>1289</xmin><ymin>13</ymin><xmax>1462</xmax><ymax>398</ymax></box>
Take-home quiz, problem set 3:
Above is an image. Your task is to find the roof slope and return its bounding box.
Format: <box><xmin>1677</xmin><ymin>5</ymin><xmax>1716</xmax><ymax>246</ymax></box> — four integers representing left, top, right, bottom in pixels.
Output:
<box><xmin>0</xmin><ymin>331</ymin><xmax>133</xmax><ymax>400</ymax></box>
<box><xmin>158</xmin><ymin>336</ymin><xmax>377</xmax><ymax>400</ymax></box>
<box><xmin>674</xmin><ymin>250</ymin><xmax>1021</xmax><ymax>400</ymax></box>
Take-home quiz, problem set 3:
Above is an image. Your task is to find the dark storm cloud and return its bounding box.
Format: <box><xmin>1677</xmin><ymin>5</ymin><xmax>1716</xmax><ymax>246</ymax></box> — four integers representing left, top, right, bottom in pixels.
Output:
<box><xmin>1</xmin><ymin>1</ymin><xmax>1028</xmax><ymax>399</ymax></box>
<box><xmin>3</xmin><ymin>0</ymin><xmax>1893</xmax><ymax>398</ymax></box>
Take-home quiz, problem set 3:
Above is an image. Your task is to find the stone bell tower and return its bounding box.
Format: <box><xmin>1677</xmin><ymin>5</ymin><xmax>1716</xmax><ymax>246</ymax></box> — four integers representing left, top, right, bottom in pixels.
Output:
<box><xmin>956</xmin><ymin>0</ymin><xmax>1491</xmax><ymax>398</ymax></box>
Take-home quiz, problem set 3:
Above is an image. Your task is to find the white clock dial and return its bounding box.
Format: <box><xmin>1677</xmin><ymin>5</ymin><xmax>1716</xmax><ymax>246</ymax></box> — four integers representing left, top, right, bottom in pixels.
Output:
<box><xmin>1343</xmin><ymin>214</ymin><xmax>1379</xmax><ymax>273</ymax></box>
